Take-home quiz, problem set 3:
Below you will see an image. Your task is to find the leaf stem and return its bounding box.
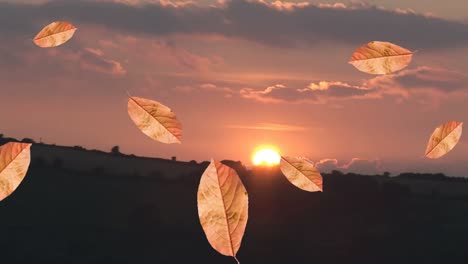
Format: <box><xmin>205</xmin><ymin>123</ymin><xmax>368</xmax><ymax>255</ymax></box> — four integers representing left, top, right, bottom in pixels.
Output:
<box><xmin>233</xmin><ymin>256</ymin><xmax>240</xmax><ymax>264</ymax></box>
<box><xmin>124</xmin><ymin>88</ymin><xmax>132</xmax><ymax>98</ymax></box>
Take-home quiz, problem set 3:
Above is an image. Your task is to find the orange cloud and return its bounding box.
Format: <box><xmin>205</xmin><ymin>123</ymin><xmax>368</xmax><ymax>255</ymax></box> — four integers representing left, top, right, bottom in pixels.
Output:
<box><xmin>315</xmin><ymin>158</ymin><xmax>382</xmax><ymax>175</ymax></box>
<box><xmin>240</xmin><ymin>82</ymin><xmax>371</xmax><ymax>104</ymax></box>
<box><xmin>263</xmin><ymin>0</ymin><xmax>310</xmax><ymax>11</ymax></box>
<box><xmin>316</xmin><ymin>3</ymin><xmax>347</xmax><ymax>9</ymax></box>
<box><xmin>174</xmin><ymin>83</ymin><xmax>234</xmax><ymax>96</ymax></box>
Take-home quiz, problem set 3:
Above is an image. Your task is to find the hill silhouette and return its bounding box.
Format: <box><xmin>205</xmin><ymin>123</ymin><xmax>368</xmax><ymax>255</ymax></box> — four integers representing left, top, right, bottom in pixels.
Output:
<box><xmin>1</xmin><ymin>135</ymin><xmax>468</xmax><ymax>263</ymax></box>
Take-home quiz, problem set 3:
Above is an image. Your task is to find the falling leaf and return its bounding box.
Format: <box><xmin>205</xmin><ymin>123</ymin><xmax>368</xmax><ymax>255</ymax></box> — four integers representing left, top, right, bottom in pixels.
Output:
<box><xmin>349</xmin><ymin>41</ymin><xmax>413</xmax><ymax>75</ymax></box>
<box><xmin>425</xmin><ymin>121</ymin><xmax>463</xmax><ymax>159</ymax></box>
<box><xmin>33</xmin><ymin>21</ymin><xmax>77</xmax><ymax>48</ymax></box>
<box><xmin>0</xmin><ymin>142</ymin><xmax>32</xmax><ymax>202</ymax></box>
<box><xmin>197</xmin><ymin>159</ymin><xmax>248</xmax><ymax>263</ymax></box>
<box><xmin>280</xmin><ymin>156</ymin><xmax>323</xmax><ymax>192</ymax></box>
<box><xmin>127</xmin><ymin>96</ymin><xmax>182</xmax><ymax>144</ymax></box>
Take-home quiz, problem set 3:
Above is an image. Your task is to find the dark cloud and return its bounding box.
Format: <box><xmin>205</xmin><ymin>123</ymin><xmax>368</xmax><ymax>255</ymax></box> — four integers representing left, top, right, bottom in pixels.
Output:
<box><xmin>369</xmin><ymin>66</ymin><xmax>468</xmax><ymax>93</ymax></box>
<box><xmin>0</xmin><ymin>45</ymin><xmax>25</xmax><ymax>67</ymax></box>
<box><xmin>79</xmin><ymin>48</ymin><xmax>126</xmax><ymax>75</ymax></box>
<box><xmin>1</xmin><ymin>0</ymin><xmax>468</xmax><ymax>49</ymax></box>
<box><xmin>0</xmin><ymin>39</ymin><xmax>125</xmax><ymax>90</ymax></box>
<box><xmin>365</xmin><ymin>66</ymin><xmax>468</xmax><ymax>106</ymax></box>
<box><xmin>38</xmin><ymin>46</ymin><xmax>125</xmax><ymax>75</ymax></box>
<box><xmin>240</xmin><ymin>67</ymin><xmax>468</xmax><ymax>104</ymax></box>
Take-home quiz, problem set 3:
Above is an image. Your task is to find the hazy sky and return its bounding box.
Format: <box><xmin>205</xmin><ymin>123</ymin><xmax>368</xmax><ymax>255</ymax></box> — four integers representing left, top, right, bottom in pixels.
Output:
<box><xmin>1</xmin><ymin>0</ymin><xmax>468</xmax><ymax>175</ymax></box>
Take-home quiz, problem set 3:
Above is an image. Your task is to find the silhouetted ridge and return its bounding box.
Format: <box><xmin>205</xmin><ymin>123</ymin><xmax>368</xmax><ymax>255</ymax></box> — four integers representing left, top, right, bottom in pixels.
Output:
<box><xmin>1</xmin><ymin>133</ymin><xmax>468</xmax><ymax>263</ymax></box>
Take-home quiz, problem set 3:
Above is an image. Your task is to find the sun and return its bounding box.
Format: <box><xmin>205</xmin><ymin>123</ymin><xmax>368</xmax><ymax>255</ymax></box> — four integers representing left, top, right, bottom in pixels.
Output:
<box><xmin>252</xmin><ymin>146</ymin><xmax>281</xmax><ymax>167</ymax></box>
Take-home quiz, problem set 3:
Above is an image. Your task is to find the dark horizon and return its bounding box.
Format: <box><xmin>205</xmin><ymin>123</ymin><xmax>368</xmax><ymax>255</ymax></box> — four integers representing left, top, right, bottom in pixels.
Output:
<box><xmin>1</xmin><ymin>132</ymin><xmax>467</xmax><ymax>179</ymax></box>
<box><xmin>1</xmin><ymin>136</ymin><xmax>468</xmax><ymax>263</ymax></box>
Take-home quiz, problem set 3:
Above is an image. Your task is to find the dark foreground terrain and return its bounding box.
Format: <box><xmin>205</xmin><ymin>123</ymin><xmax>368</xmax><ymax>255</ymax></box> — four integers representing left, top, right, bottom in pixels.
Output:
<box><xmin>1</xmin><ymin>138</ymin><xmax>468</xmax><ymax>264</ymax></box>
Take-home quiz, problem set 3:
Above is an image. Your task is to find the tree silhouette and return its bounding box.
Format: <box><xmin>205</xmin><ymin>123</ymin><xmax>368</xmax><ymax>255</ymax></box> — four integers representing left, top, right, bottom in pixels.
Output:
<box><xmin>73</xmin><ymin>145</ymin><xmax>85</xmax><ymax>150</ymax></box>
<box><xmin>21</xmin><ymin>138</ymin><xmax>36</xmax><ymax>143</ymax></box>
<box><xmin>111</xmin><ymin>145</ymin><xmax>121</xmax><ymax>155</ymax></box>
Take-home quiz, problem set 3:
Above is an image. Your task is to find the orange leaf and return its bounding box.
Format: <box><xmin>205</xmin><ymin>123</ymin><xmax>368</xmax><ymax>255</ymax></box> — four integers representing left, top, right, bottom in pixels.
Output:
<box><xmin>0</xmin><ymin>142</ymin><xmax>32</xmax><ymax>202</ymax></box>
<box><xmin>349</xmin><ymin>41</ymin><xmax>413</xmax><ymax>75</ymax></box>
<box><xmin>197</xmin><ymin>159</ymin><xmax>248</xmax><ymax>263</ymax></box>
<box><xmin>425</xmin><ymin>121</ymin><xmax>463</xmax><ymax>159</ymax></box>
<box><xmin>127</xmin><ymin>96</ymin><xmax>182</xmax><ymax>144</ymax></box>
<box><xmin>280</xmin><ymin>156</ymin><xmax>323</xmax><ymax>192</ymax></box>
<box><xmin>33</xmin><ymin>21</ymin><xmax>77</xmax><ymax>48</ymax></box>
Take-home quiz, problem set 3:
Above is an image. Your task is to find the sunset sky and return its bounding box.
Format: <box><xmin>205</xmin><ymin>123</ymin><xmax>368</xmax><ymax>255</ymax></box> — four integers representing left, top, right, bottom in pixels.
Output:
<box><xmin>1</xmin><ymin>0</ymin><xmax>468</xmax><ymax>175</ymax></box>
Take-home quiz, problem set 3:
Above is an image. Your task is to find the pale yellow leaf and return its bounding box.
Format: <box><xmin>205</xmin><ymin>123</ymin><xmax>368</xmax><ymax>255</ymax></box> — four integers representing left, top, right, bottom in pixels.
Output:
<box><xmin>425</xmin><ymin>121</ymin><xmax>463</xmax><ymax>159</ymax></box>
<box><xmin>0</xmin><ymin>142</ymin><xmax>31</xmax><ymax>202</ymax></box>
<box><xmin>197</xmin><ymin>159</ymin><xmax>248</xmax><ymax>263</ymax></box>
<box><xmin>280</xmin><ymin>156</ymin><xmax>323</xmax><ymax>192</ymax></box>
<box><xmin>33</xmin><ymin>21</ymin><xmax>77</xmax><ymax>48</ymax></box>
<box><xmin>127</xmin><ymin>96</ymin><xmax>182</xmax><ymax>144</ymax></box>
<box><xmin>349</xmin><ymin>41</ymin><xmax>413</xmax><ymax>75</ymax></box>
